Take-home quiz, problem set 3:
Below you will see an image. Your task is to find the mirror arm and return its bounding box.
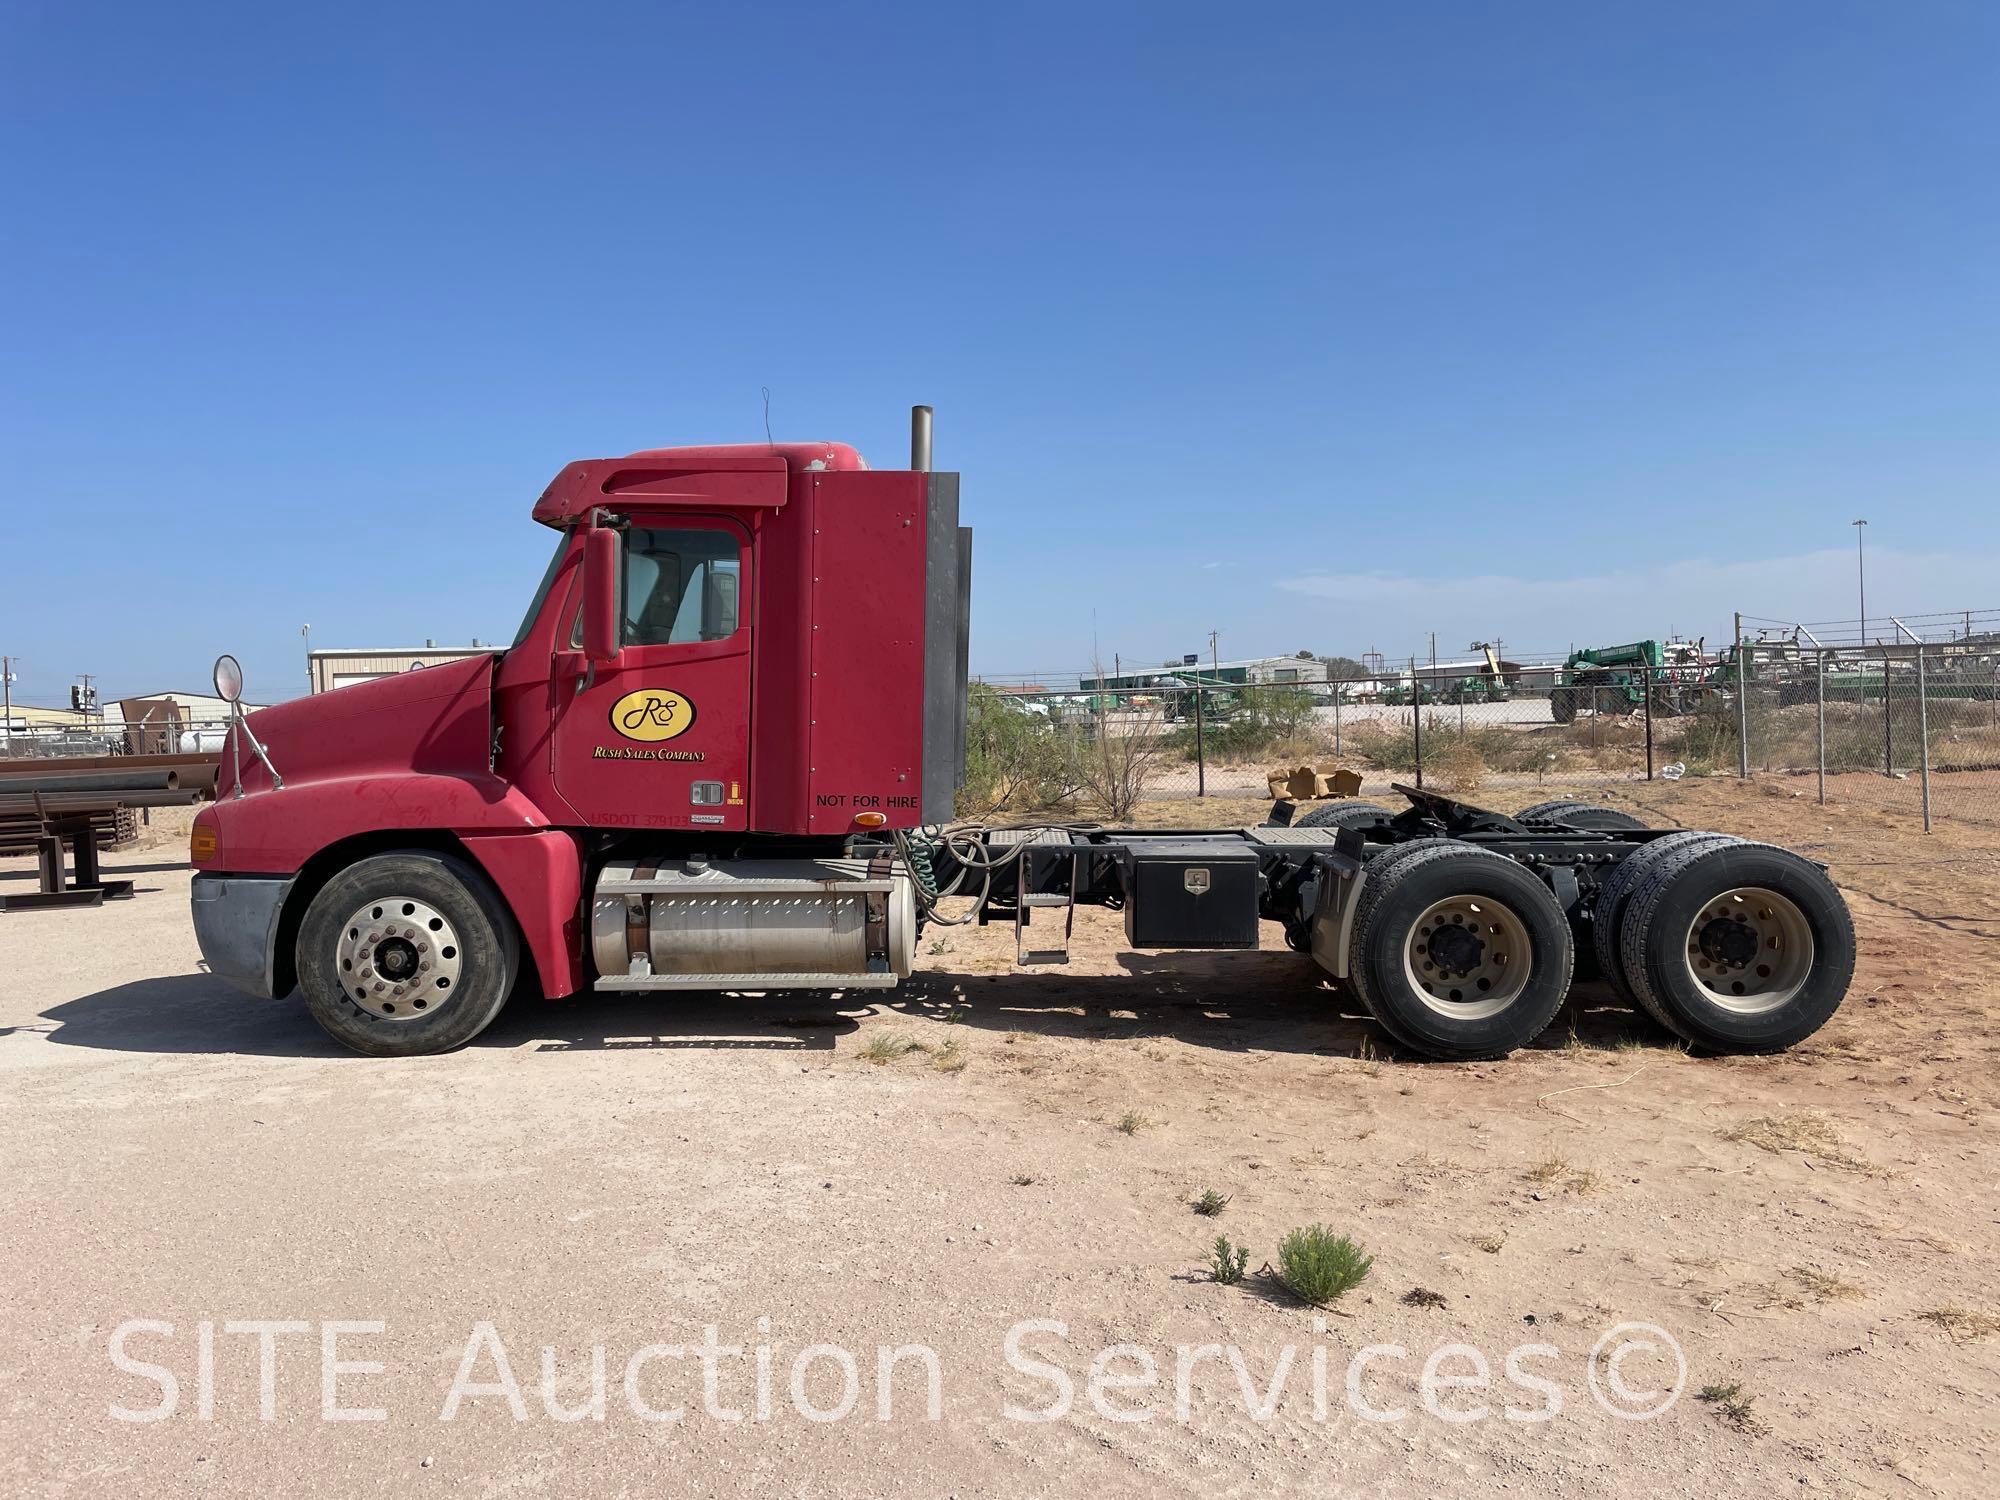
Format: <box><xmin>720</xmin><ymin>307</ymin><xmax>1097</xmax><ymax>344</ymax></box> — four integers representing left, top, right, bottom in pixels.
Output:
<box><xmin>229</xmin><ymin>698</ymin><xmax>285</xmax><ymax>794</ymax></box>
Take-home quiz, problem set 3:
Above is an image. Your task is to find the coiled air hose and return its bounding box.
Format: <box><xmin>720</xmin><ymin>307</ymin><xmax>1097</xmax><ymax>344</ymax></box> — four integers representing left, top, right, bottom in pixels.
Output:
<box><xmin>887</xmin><ymin>822</ymin><xmax>1103</xmax><ymax>927</ymax></box>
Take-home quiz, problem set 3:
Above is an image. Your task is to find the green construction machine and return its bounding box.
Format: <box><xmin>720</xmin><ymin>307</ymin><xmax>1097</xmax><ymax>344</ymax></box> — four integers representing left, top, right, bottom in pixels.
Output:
<box><xmin>1380</xmin><ymin>644</ymin><xmax>1514</xmax><ymax>707</ymax></box>
<box><xmin>1550</xmin><ymin>639</ymin><xmax>1715</xmax><ymax>723</ymax></box>
<box><xmin>1157</xmin><ymin>669</ymin><xmax>1246</xmax><ymax>723</ymax></box>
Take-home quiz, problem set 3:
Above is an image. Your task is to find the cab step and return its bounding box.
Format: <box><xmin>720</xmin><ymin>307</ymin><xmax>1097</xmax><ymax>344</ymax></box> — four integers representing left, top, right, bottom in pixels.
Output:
<box><xmin>1013</xmin><ymin>846</ymin><xmax>1080</xmax><ymax>964</ymax></box>
<box><xmin>595</xmin><ymin>971</ymin><xmax>899</xmax><ymax>991</ymax></box>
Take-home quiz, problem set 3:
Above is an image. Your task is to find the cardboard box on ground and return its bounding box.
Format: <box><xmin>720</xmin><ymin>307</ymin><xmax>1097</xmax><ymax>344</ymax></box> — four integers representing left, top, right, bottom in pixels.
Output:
<box><xmin>1266</xmin><ymin>765</ymin><xmax>1365</xmax><ymax>802</ymax></box>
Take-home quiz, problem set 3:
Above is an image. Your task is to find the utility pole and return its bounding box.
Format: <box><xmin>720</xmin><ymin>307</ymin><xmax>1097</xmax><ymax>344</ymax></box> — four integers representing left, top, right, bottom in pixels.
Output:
<box><xmin>303</xmin><ymin>623</ymin><xmax>313</xmax><ymax>694</ymax></box>
<box><xmin>1734</xmin><ymin>613</ymin><xmax>1750</xmax><ymax>778</ymax></box>
<box><xmin>1208</xmin><ymin>630</ymin><xmax>1219</xmax><ymax>677</ymax></box>
<box><xmin>1851</xmin><ymin>519</ymin><xmax>1868</xmax><ymax>645</ymax></box>
<box><xmin>1</xmin><ymin>655</ymin><xmax>14</xmax><ymax>755</ymax></box>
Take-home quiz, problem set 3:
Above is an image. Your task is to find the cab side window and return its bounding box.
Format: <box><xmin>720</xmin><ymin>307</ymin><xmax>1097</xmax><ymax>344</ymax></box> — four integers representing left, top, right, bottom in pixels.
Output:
<box><xmin>574</xmin><ymin>527</ymin><xmax>741</xmax><ymax>647</ymax></box>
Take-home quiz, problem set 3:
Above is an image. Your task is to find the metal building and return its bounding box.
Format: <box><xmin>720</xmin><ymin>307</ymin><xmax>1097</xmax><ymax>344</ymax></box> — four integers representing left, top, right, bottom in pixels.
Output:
<box><xmin>308</xmin><ymin>645</ymin><xmax>499</xmax><ymax>694</ymax></box>
<box><xmin>1083</xmin><ymin>655</ymin><xmax>1333</xmax><ymax>691</ymax></box>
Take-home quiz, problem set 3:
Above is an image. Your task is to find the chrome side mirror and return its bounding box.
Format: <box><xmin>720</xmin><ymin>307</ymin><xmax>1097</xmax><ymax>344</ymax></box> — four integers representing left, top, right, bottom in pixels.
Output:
<box><xmin>212</xmin><ymin>653</ymin><xmax>283</xmax><ymax>795</ymax></box>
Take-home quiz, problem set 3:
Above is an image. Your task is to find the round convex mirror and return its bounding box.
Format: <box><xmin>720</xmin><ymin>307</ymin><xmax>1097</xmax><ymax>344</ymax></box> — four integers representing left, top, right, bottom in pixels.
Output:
<box><xmin>213</xmin><ymin>653</ymin><xmax>244</xmax><ymax>704</ymax></box>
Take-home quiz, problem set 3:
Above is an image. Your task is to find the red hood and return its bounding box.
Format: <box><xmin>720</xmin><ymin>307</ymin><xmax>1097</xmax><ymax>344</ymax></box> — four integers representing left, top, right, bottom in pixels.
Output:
<box><xmin>220</xmin><ymin>654</ymin><xmax>501</xmax><ymax>797</ymax></box>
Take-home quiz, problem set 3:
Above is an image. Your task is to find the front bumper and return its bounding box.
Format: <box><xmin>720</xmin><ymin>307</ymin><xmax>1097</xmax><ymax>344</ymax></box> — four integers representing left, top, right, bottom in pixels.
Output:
<box><xmin>191</xmin><ymin>873</ymin><xmax>296</xmax><ymax>998</ymax></box>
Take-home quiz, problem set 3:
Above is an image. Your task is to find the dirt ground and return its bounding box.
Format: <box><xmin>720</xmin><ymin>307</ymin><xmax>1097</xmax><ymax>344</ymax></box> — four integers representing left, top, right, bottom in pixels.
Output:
<box><xmin>3</xmin><ymin>779</ymin><xmax>1998</xmax><ymax>1497</ymax></box>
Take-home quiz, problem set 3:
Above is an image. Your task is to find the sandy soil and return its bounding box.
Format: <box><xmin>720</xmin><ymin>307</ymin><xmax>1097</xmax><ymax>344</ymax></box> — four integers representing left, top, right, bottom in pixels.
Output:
<box><xmin>2</xmin><ymin>781</ymin><xmax>1997</xmax><ymax>1497</ymax></box>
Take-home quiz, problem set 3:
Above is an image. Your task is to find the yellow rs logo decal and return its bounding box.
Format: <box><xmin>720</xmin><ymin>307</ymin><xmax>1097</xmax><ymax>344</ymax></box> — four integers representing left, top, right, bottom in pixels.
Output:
<box><xmin>609</xmin><ymin>688</ymin><xmax>697</xmax><ymax>743</ymax></box>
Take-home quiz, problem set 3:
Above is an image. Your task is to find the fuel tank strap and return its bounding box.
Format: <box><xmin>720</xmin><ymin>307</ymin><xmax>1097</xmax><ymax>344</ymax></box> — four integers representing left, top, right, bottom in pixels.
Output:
<box><xmin>626</xmin><ymin>858</ymin><xmax>659</xmax><ymax>966</ymax></box>
<box><xmin>864</xmin><ymin>852</ymin><xmax>893</xmax><ymax>964</ymax></box>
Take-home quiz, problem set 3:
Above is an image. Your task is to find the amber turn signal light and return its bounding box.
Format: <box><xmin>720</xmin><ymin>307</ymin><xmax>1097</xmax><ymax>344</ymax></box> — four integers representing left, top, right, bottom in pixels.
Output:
<box><xmin>853</xmin><ymin>812</ymin><xmax>887</xmax><ymax>828</ymax></box>
<box><xmin>190</xmin><ymin>826</ymin><xmax>219</xmax><ymax>864</ymax></box>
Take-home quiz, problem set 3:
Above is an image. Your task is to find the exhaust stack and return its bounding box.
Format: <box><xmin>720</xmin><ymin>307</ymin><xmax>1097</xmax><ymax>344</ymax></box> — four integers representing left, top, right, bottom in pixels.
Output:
<box><xmin>910</xmin><ymin>405</ymin><xmax>933</xmax><ymax>472</ymax></box>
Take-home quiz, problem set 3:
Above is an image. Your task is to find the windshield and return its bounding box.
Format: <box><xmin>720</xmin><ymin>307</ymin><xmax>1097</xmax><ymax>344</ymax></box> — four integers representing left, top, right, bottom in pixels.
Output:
<box><xmin>512</xmin><ymin>533</ymin><xmax>571</xmax><ymax>646</ymax></box>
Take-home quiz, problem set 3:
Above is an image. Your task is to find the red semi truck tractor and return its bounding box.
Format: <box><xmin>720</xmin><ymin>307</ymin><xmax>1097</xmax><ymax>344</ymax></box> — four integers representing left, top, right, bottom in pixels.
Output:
<box><xmin>190</xmin><ymin>410</ymin><xmax>1857</xmax><ymax>1060</ymax></box>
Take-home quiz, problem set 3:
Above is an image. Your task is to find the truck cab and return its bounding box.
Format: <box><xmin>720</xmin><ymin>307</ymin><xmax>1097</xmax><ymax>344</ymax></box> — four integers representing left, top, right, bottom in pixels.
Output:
<box><xmin>191</xmin><ymin>427</ymin><xmax>969</xmax><ymax>1054</ymax></box>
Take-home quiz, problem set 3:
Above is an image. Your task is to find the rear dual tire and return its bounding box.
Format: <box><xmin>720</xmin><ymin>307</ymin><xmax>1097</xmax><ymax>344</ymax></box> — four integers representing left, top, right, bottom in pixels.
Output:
<box><xmin>1590</xmin><ymin>831</ymin><xmax>1742</xmax><ymax>1028</ymax></box>
<box><xmin>1612</xmin><ymin>841</ymin><xmax>1854</xmax><ymax>1052</ymax></box>
<box><xmin>1293</xmin><ymin>800</ymin><xmax>1394</xmax><ymax>831</ymax></box>
<box><xmin>1346</xmin><ymin>840</ymin><xmax>1573</xmax><ymax>1060</ymax></box>
<box><xmin>1516</xmin><ymin>799</ymin><xmax>1647</xmax><ymax>832</ymax></box>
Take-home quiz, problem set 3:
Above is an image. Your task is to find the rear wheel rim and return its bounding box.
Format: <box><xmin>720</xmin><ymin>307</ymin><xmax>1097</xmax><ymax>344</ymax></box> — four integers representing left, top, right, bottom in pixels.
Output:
<box><xmin>1401</xmin><ymin>895</ymin><xmax>1533</xmax><ymax>1021</ymax></box>
<box><xmin>335</xmin><ymin>896</ymin><xmax>464</xmax><ymax>1021</ymax></box>
<box><xmin>1681</xmin><ymin>886</ymin><xmax>1813</xmax><ymax>1014</ymax></box>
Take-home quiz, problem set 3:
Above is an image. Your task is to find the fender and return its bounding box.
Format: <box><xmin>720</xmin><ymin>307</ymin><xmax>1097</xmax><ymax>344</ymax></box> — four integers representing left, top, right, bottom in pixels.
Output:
<box><xmin>204</xmin><ymin>772</ymin><xmax>552</xmax><ymax>875</ymax></box>
<box><xmin>196</xmin><ymin>776</ymin><xmax>588</xmax><ymax>1002</ymax></box>
<box><xmin>462</xmin><ymin>828</ymin><xmax>587</xmax><ymax>998</ymax></box>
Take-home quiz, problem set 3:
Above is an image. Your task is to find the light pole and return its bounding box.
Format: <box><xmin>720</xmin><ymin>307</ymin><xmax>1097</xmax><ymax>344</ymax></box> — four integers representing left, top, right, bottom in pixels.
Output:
<box><xmin>302</xmin><ymin>623</ymin><xmax>313</xmax><ymax>694</ymax></box>
<box><xmin>1851</xmin><ymin>520</ymin><xmax>1868</xmax><ymax>645</ymax></box>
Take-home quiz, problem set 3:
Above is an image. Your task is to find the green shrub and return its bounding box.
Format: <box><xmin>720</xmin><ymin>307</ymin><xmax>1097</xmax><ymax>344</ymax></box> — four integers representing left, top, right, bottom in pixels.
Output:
<box><xmin>1208</xmin><ymin>1235</ymin><xmax>1249</xmax><ymax>1286</ymax></box>
<box><xmin>1056</xmin><ymin>709</ymin><xmax>1167</xmax><ymax>820</ymax></box>
<box><xmin>958</xmin><ymin>684</ymin><xmax>1078</xmax><ymax>815</ymax></box>
<box><xmin>1276</xmin><ymin>1225</ymin><xmax>1373</xmax><ymax>1306</ymax></box>
<box><xmin>1345</xmin><ymin>718</ymin><xmax>1551</xmax><ymax>777</ymax></box>
<box><xmin>1169</xmin><ymin>685</ymin><xmax>1319</xmax><ymax>760</ymax></box>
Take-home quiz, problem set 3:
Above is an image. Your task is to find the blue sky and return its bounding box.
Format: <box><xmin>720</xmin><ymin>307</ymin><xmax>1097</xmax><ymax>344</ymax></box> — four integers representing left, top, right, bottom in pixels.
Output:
<box><xmin>3</xmin><ymin>1</ymin><xmax>1995</xmax><ymax>704</ymax></box>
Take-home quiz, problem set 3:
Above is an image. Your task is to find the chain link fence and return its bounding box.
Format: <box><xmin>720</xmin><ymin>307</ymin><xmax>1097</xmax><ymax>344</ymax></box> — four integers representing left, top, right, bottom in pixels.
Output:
<box><xmin>1735</xmin><ymin>639</ymin><xmax>2000</xmax><ymax>832</ymax></box>
<box><xmin>963</xmin><ymin>643</ymin><xmax>2000</xmax><ymax>833</ymax></box>
<box><xmin>8</xmin><ymin>644</ymin><xmax>1992</xmax><ymax>835</ymax></box>
<box><xmin>958</xmin><ymin>673</ymin><xmax>1691</xmax><ymax>820</ymax></box>
<box><xmin>0</xmin><ymin>717</ymin><xmax>235</xmax><ymax>759</ymax></box>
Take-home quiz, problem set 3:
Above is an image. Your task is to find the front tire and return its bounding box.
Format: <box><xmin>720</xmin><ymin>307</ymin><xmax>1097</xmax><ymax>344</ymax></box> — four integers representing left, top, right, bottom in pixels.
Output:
<box><xmin>297</xmin><ymin>850</ymin><xmax>520</xmax><ymax>1057</ymax></box>
<box><xmin>1346</xmin><ymin>840</ymin><xmax>1573</xmax><ymax>1060</ymax></box>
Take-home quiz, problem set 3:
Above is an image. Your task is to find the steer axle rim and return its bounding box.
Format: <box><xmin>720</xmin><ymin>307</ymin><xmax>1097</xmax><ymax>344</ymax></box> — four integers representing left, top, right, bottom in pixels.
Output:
<box><xmin>1681</xmin><ymin>886</ymin><xmax>1814</xmax><ymax>1014</ymax></box>
<box><xmin>335</xmin><ymin>896</ymin><xmax>464</xmax><ymax>1021</ymax></box>
<box><xmin>1401</xmin><ymin>894</ymin><xmax>1533</xmax><ymax>1021</ymax></box>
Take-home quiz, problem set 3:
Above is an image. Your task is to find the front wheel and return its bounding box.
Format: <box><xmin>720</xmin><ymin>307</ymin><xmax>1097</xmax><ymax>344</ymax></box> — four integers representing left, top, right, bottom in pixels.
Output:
<box><xmin>296</xmin><ymin>850</ymin><xmax>520</xmax><ymax>1057</ymax></box>
<box><xmin>1346</xmin><ymin>840</ymin><xmax>1573</xmax><ymax>1060</ymax></box>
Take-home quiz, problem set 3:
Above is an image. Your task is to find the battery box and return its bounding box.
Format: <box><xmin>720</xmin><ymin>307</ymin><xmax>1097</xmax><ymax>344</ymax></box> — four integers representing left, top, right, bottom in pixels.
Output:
<box><xmin>1122</xmin><ymin>840</ymin><xmax>1260</xmax><ymax>949</ymax></box>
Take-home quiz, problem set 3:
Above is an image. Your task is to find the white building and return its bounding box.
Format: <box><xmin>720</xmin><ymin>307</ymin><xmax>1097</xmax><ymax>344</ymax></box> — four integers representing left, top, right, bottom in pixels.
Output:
<box><xmin>308</xmin><ymin>644</ymin><xmax>499</xmax><ymax>694</ymax></box>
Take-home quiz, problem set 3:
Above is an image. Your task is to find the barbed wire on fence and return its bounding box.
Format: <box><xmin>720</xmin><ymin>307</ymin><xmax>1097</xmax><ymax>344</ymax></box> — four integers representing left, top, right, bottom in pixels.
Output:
<box><xmin>1738</xmin><ymin>606</ymin><xmax>2000</xmax><ymax>650</ymax></box>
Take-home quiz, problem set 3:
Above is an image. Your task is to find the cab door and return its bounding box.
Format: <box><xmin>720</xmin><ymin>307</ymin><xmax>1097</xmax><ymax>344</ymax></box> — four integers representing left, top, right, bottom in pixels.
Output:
<box><xmin>550</xmin><ymin>517</ymin><xmax>751</xmax><ymax>830</ymax></box>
